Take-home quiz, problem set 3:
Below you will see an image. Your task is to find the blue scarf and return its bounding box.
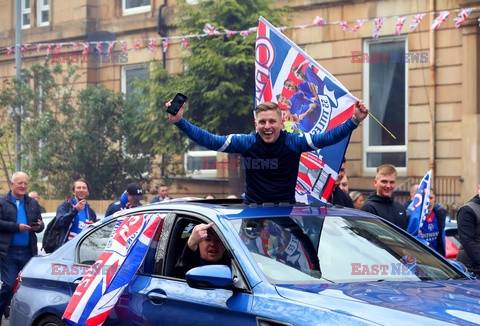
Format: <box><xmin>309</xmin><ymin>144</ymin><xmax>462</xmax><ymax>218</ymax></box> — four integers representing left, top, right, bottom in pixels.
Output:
<box><xmin>10</xmin><ymin>193</ymin><xmax>29</xmax><ymax>246</ymax></box>
<box><xmin>68</xmin><ymin>197</ymin><xmax>90</xmax><ymax>240</ymax></box>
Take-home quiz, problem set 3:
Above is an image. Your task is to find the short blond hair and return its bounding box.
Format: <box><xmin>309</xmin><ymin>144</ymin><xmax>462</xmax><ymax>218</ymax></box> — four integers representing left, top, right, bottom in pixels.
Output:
<box><xmin>254</xmin><ymin>101</ymin><xmax>282</xmax><ymax>118</ymax></box>
<box><xmin>376</xmin><ymin>164</ymin><xmax>397</xmax><ymax>178</ymax></box>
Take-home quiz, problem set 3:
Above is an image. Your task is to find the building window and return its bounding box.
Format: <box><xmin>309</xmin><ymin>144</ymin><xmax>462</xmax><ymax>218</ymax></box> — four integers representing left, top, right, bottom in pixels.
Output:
<box><xmin>185</xmin><ymin>145</ymin><xmax>218</xmax><ymax>179</ymax></box>
<box><xmin>122</xmin><ymin>0</ymin><xmax>150</xmax><ymax>15</ymax></box>
<box><xmin>121</xmin><ymin>64</ymin><xmax>149</xmax><ymax>99</ymax></box>
<box><xmin>21</xmin><ymin>0</ymin><xmax>31</xmax><ymax>29</ymax></box>
<box><xmin>363</xmin><ymin>37</ymin><xmax>407</xmax><ymax>173</ymax></box>
<box><xmin>37</xmin><ymin>0</ymin><xmax>49</xmax><ymax>26</ymax></box>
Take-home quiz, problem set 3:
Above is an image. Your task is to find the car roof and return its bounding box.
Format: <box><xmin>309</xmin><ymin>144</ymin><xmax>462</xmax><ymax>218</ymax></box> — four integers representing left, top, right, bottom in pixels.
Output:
<box><xmin>119</xmin><ymin>199</ymin><xmax>380</xmax><ymax>222</ymax></box>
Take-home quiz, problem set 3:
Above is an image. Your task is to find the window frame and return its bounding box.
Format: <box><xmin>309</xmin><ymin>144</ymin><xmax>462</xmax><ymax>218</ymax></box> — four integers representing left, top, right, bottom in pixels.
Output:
<box><xmin>21</xmin><ymin>0</ymin><xmax>31</xmax><ymax>29</ymax></box>
<box><xmin>122</xmin><ymin>0</ymin><xmax>151</xmax><ymax>16</ymax></box>
<box><xmin>362</xmin><ymin>36</ymin><xmax>408</xmax><ymax>176</ymax></box>
<box><xmin>36</xmin><ymin>0</ymin><xmax>49</xmax><ymax>27</ymax></box>
<box><xmin>184</xmin><ymin>147</ymin><xmax>219</xmax><ymax>179</ymax></box>
<box><xmin>121</xmin><ymin>63</ymin><xmax>150</xmax><ymax>98</ymax></box>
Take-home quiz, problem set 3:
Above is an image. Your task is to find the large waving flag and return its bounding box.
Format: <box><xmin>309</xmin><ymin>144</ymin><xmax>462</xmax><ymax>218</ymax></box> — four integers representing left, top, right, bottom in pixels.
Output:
<box><xmin>255</xmin><ymin>16</ymin><xmax>357</xmax><ymax>204</ymax></box>
<box><xmin>63</xmin><ymin>213</ymin><xmax>165</xmax><ymax>326</ymax></box>
<box><xmin>406</xmin><ymin>170</ymin><xmax>432</xmax><ymax>239</ymax></box>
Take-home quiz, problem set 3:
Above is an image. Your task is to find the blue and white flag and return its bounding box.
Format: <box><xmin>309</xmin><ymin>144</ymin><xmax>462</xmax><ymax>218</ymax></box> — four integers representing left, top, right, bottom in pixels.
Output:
<box><xmin>406</xmin><ymin>170</ymin><xmax>432</xmax><ymax>238</ymax></box>
<box><xmin>255</xmin><ymin>16</ymin><xmax>357</xmax><ymax>203</ymax></box>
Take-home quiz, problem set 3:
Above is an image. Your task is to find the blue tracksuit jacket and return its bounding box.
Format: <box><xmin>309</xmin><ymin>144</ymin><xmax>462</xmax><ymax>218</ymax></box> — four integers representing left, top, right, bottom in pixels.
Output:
<box><xmin>175</xmin><ymin>118</ymin><xmax>357</xmax><ymax>204</ymax></box>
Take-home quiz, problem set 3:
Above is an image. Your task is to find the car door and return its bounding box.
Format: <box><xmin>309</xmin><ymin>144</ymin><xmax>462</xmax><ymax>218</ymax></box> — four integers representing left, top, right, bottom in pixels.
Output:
<box><xmin>127</xmin><ymin>214</ymin><xmax>258</xmax><ymax>325</ymax></box>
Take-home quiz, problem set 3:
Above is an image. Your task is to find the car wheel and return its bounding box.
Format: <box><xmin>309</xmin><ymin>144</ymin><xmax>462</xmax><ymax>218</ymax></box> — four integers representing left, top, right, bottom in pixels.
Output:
<box><xmin>36</xmin><ymin>315</ymin><xmax>66</xmax><ymax>326</ymax></box>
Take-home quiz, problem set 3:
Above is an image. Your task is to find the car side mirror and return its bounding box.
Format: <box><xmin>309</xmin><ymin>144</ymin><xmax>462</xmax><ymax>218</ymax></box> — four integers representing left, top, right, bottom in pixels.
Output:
<box><xmin>185</xmin><ymin>264</ymin><xmax>234</xmax><ymax>290</ymax></box>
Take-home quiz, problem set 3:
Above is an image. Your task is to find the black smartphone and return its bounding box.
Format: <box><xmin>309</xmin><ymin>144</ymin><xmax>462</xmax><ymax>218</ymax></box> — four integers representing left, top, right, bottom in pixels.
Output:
<box><xmin>29</xmin><ymin>221</ymin><xmax>40</xmax><ymax>227</ymax></box>
<box><xmin>166</xmin><ymin>93</ymin><xmax>187</xmax><ymax>116</ymax></box>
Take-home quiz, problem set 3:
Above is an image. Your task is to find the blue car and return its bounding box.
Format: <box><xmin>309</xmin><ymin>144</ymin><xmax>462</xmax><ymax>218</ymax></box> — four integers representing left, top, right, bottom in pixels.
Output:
<box><xmin>10</xmin><ymin>201</ymin><xmax>480</xmax><ymax>325</ymax></box>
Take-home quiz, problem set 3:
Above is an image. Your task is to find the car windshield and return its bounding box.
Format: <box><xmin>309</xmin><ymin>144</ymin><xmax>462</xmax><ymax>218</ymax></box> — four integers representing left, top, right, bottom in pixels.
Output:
<box><xmin>231</xmin><ymin>215</ymin><xmax>465</xmax><ymax>284</ymax></box>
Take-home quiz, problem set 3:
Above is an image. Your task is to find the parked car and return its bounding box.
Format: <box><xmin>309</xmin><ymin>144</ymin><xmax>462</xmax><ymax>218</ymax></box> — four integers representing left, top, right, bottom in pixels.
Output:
<box><xmin>11</xmin><ymin>201</ymin><xmax>480</xmax><ymax>326</ymax></box>
<box><xmin>36</xmin><ymin>212</ymin><xmax>56</xmax><ymax>254</ymax></box>
<box><xmin>37</xmin><ymin>213</ymin><xmax>105</xmax><ymax>254</ymax></box>
<box><xmin>445</xmin><ymin>221</ymin><xmax>460</xmax><ymax>260</ymax></box>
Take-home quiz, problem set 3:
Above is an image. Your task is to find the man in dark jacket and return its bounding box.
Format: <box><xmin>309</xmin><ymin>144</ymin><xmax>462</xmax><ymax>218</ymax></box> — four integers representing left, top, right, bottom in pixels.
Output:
<box><xmin>361</xmin><ymin>164</ymin><xmax>408</xmax><ymax>230</ymax></box>
<box><xmin>105</xmin><ymin>182</ymin><xmax>145</xmax><ymax>216</ymax></box>
<box><xmin>328</xmin><ymin>157</ymin><xmax>354</xmax><ymax>208</ymax></box>
<box><xmin>0</xmin><ymin>172</ymin><xmax>43</xmax><ymax>320</ymax></box>
<box><xmin>457</xmin><ymin>184</ymin><xmax>480</xmax><ymax>276</ymax></box>
<box><xmin>174</xmin><ymin>222</ymin><xmax>230</xmax><ymax>279</ymax></box>
<box><xmin>55</xmin><ymin>178</ymin><xmax>97</xmax><ymax>247</ymax></box>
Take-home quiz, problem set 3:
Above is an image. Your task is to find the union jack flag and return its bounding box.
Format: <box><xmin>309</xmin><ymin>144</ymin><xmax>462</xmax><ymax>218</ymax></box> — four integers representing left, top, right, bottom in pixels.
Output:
<box><xmin>373</xmin><ymin>17</ymin><xmax>384</xmax><ymax>38</ymax></box>
<box><xmin>335</xmin><ymin>21</ymin><xmax>349</xmax><ymax>31</ymax></box>
<box><xmin>181</xmin><ymin>36</ymin><xmax>189</xmax><ymax>48</ymax></box>
<box><xmin>107</xmin><ymin>41</ymin><xmax>115</xmax><ymax>53</ymax></box>
<box><xmin>162</xmin><ymin>37</ymin><xmax>171</xmax><ymax>53</ymax></box>
<box><xmin>62</xmin><ymin>213</ymin><xmax>165</xmax><ymax>326</ymax></box>
<box><xmin>312</xmin><ymin>16</ymin><xmax>326</xmax><ymax>26</ymax></box>
<box><xmin>225</xmin><ymin>30</ymin><xmax>236</xmax><ymax>37</ymax></box>
<box><xmin>21</xmin><ymin>44</ymin><xmax>28</xmax><ymax>57</ymax></box>
<box><xmin>431</xmin><ymin>11</ymin><xmax>450</xmax><ymax>30</ymax></box>
<box><xmin>72</xmin><ymin>42</ymin><xmax>80</xmax><ymax>51</ymax></box>
<box><xmin>255</xmin><ymin>16</ymin><xmax>356</xmax><ymax>204</ymax></box>
<box><xmin>204</xmin><ymin>23</ymin><xmax>220</xmax><ymax>36</ymax></box>
<box><xmin>350</xmin><ymin>19</ymin><xmax>365</xmax><ymax>32</ymax></box>
<box><xmin>395</xmin><ymin>16</ymin><xmax>406</xmax><ymax>35</ymax></box>
<box><xmin>148</xmin><ymin>38</ymin><xmax>156</xmax><ymax>52</ymax></box>
<box><xmin>240</xmin><ymin>30</ymin><xmax>251</xmax><ymax>38</ymax></box>
<box><xmin>121</xmin><ymin>40</ymin><xmax>127</xmax><ymax>52</ymax></box>
<box><xmin>133</xmin><ymin>40</ymin><xmax>141</xmax><ymax>51</ymax></box>
<box><xmin>82</xmin><ymin>42</ymin><xmax>89</xmax><ymax>55</ymax></box>
<box><xmin>36</xmin><ymin>44</ymin><xmax>42</xmax><ymax>53</ymax></box>
<box><xmin>454</xmin><ymin>8</ymin><xmax>472</xmax><ymax>28</ymax></box>
<box><xmin>96</xmin><ymin>42</ymin><xmax>102</xmax><ymax>53</ymax></box>
<box><xmin>410</xmin><ymin>13</ymin><xmax>426</xmax><ymax>31</ymax></box>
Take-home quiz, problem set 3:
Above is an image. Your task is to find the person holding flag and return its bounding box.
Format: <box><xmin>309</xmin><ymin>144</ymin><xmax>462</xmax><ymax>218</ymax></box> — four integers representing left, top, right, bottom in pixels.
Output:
<box><xmin>405</xmin><ymin>170</ymin><xmax>447</xmax><ymax>256</ymax></box>
<box><xmin>407</xmin><ymin>187</ymin><xmax>447</xmax><ymax>256</ymax></box>
<box><xmin>167</xmin><ymin>100</ymin><xmax>369</xmax><ymax>205</ymax></box>
<box><xmin>255</xmin><ymin>16</ymin><xmax>367</xmax><ymax>204</ymax></box>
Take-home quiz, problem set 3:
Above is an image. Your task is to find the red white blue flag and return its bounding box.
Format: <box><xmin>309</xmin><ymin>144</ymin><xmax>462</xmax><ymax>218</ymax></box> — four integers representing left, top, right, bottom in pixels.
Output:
<box><xmin>410</xmin><ymin>13</ymin><xmax>426</xmax><ymax>31</ymax></box>
<box><xmin>454</xmin><ymin>8</ymin><xmax>472</xmax><ymax>28</ymax></box>
<box><xmin>62</xmin><ymin>213</ymin><xmax>165</xmax><ymax>326</ymax></box>
<box><xmin>431</xmin><ymin>11</ymin><xmax>450</xmax><ymax>30</ymax></box>
<box><xmin>406</xmin><ymin>170</ymin><xmax>432</xmax><ymax>239</ymax></box>
<box><xmin>255</xmin><ymin>16</ymin><xmax>357</xmax><ymax>204</ymax></box>
<box><xmin>395</xmin><ymin>16</ymin><xmax>406</xmax><ymax>35</ymax></box>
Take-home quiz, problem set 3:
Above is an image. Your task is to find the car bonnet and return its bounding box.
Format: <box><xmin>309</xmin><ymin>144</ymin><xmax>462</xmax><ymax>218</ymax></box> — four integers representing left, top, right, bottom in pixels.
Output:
<box><xmin>275</xmin><ymin>280</ymin><xmax>480</xmax><ymax>325</ymax></box>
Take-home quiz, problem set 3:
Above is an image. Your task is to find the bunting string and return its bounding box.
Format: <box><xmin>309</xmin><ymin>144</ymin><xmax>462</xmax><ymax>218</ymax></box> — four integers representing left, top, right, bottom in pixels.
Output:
<box><xmin>1</xmin><ymin>7</ymin><xmax>476</xmax><ymax>57</ymax></box>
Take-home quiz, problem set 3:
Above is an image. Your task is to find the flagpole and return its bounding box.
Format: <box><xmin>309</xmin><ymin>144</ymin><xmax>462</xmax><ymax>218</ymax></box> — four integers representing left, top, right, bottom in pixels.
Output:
<box><xmin>368</xmin><ymin>112</ymin><xmax>396</xmax><ymax>140</ymax></box>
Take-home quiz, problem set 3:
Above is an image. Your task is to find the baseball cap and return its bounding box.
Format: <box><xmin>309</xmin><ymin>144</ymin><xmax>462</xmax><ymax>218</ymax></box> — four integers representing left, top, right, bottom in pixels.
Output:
<box><xmin>126</xmin><ymin>182</ymin><xmax>145</xmax><ymax>201</ymax></box>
